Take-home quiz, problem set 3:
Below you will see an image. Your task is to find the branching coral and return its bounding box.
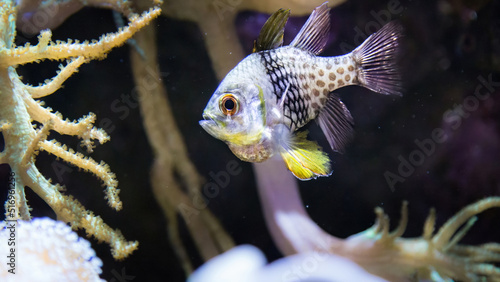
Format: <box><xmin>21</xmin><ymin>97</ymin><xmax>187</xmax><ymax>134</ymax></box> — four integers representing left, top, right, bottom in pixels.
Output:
<box><xmin>0</xmin><ymin>0</ymin><xmax>160</xmax><ymax>259</ymax></box>
<box><xmin>9</xmin><ymin>0</ymin><xmax>243</xmax><ymax>273</ymax></box>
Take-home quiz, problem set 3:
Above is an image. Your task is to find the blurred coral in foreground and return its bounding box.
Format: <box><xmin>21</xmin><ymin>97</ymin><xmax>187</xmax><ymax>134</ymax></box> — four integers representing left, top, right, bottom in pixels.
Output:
<box><xmin>0</xmin><ymin>218</ymin><xmax>104</xmax><ymax>282</ymax></box>
<box><xmin>189</xmin><ymin>244</ymin><xmax>387</xmax><ymax>282</ymax></box>
<box><xmin>252</xmin><ymin>157</ymin><xmax>500</xmax><ymax>281</ymax></box>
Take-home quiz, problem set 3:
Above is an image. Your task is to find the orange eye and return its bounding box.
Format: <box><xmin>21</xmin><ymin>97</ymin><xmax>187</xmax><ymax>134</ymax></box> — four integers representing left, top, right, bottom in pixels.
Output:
<box><xmin>219</xmin><ymin>94</ymin><xmax>239</xmax><ymax>116</ymax></box>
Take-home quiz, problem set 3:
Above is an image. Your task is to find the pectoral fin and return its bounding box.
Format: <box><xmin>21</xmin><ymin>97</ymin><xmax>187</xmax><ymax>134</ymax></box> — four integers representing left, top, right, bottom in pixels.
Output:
<box><xmin>278</xmin><ymin>131</ymin><xmax>332</xmax><ymax>180</ymax></box>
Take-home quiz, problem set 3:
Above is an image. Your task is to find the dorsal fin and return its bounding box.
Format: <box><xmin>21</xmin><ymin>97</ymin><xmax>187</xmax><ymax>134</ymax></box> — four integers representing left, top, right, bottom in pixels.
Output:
<box><xmin>316</xmin><ymin>94</ymin><xmax>354</xmax><ymax>152</ymax></box>
<box><xmin>253</xmin><ymin>8</ymin><xmax>290</xmax><ymax>53</ymax></box>
<box><xmin>289</xmin><ymin>2</ymin><xmax>330</xmax><ymax>55</ymax></box>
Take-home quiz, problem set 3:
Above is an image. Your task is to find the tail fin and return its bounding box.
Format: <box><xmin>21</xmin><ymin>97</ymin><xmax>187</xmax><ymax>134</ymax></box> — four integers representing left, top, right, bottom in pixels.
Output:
<box><xmin>352</xmin><ymin>21</ymin><xmax>403</xmax><ymax>96</ymax></box>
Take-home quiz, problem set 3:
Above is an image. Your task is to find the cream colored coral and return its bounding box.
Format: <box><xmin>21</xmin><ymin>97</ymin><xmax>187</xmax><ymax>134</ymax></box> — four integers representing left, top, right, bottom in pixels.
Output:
<box><xmin>0</xmin><ymin>0</ymin><xmax>160</xmax><ymax>259</ymax></box>
<box><xmin>0</xmin><ymin>217</ymin><xmax>104</xmax><ymax>282</ymax></box>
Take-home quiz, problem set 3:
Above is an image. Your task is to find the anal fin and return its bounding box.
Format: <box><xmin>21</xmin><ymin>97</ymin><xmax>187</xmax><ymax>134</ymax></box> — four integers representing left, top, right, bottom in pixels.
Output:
<box><xmin>316</xmin><ymin>94</ymin><xmax>354</xmax><ymax>152</ymax></box>
<box><xmin>278</xmin><ymin>131</ymin><xmax>332</xmax><ymax>180</ymax></box>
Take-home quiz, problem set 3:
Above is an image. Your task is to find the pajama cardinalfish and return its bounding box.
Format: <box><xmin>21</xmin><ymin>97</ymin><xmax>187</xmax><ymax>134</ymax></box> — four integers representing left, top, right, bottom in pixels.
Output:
<box><xmin>199</xmin><ymin>2</ymin><xmax>402</xmax><ymax>180</ymax></box>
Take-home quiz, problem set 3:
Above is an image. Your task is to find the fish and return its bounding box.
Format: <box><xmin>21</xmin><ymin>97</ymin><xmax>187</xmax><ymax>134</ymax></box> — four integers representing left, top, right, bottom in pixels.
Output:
<box><xmin>199</xmin><ymin>2</ymin><xmax>402</xmax><ymax>180</ymax></box>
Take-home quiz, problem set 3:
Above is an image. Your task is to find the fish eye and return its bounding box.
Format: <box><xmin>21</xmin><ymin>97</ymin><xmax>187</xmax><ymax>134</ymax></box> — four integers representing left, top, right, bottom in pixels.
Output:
<box><xmin>219</xmin><ymin>94</ymin><xmax>239</xmax><ymax>116</ymax></box>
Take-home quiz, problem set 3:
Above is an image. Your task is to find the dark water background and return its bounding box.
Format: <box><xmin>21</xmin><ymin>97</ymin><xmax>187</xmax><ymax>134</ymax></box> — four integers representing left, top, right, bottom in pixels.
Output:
<box><xmin>1</xmin><ymin>0</ymin><xmax>500</xmax><ymax>280</ymax></box>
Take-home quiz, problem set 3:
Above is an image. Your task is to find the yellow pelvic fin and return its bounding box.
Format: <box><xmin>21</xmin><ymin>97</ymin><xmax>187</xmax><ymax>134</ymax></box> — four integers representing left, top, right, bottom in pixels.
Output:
<box><xmin>279</xmin><ymin>131</ymin><xmax>332</xmax><ymax>180</ymax></box>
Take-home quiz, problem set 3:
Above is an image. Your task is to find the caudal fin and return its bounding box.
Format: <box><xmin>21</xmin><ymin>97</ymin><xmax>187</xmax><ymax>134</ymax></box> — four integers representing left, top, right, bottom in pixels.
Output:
<box><xmin>352</xmin><ymin>21</ymin><xmax>403</xmax><ymax>96</ymax></box>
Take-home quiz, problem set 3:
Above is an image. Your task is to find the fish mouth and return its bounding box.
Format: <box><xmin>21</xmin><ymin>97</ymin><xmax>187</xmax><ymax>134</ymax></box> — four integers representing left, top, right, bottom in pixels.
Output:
<box><xmin>202</xmin><ymin>113</ymin><xmax>214</xmax><ymax>122</ymax></box>
<box><xmin>199</xmin><ymin>113</ymin><xmax>222</xmax><ymax>138</ymax></box>
<box><xmin>199</xmin><ymin>119</ymin><xmax>214</xmax><ymax>128</ymax></box>
<box><xmin>200</xmin><ymin>113</ymin><xmax>217</xmax><ymax>127</ymax></box>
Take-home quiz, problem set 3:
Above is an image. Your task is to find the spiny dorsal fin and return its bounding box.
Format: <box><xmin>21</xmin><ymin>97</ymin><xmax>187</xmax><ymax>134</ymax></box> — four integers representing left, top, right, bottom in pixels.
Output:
<box><xmin>316</xmin><ymin>94</ymin><xmax>354</xmax><ymax>153</ymax></box>
<box><xmin>277</xmin><ymin>130</ymin><xmax>332</xmax><ymax>180</ymax></box>
<box><xmin>289</xmin><ymin>2</ymin><xmax>330</xmax><ymax>55</ymax></box>
<box><xmin>253</xmin><ymin>8</ymin><xmax>290</xmax><ymax>53</ymax></box>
